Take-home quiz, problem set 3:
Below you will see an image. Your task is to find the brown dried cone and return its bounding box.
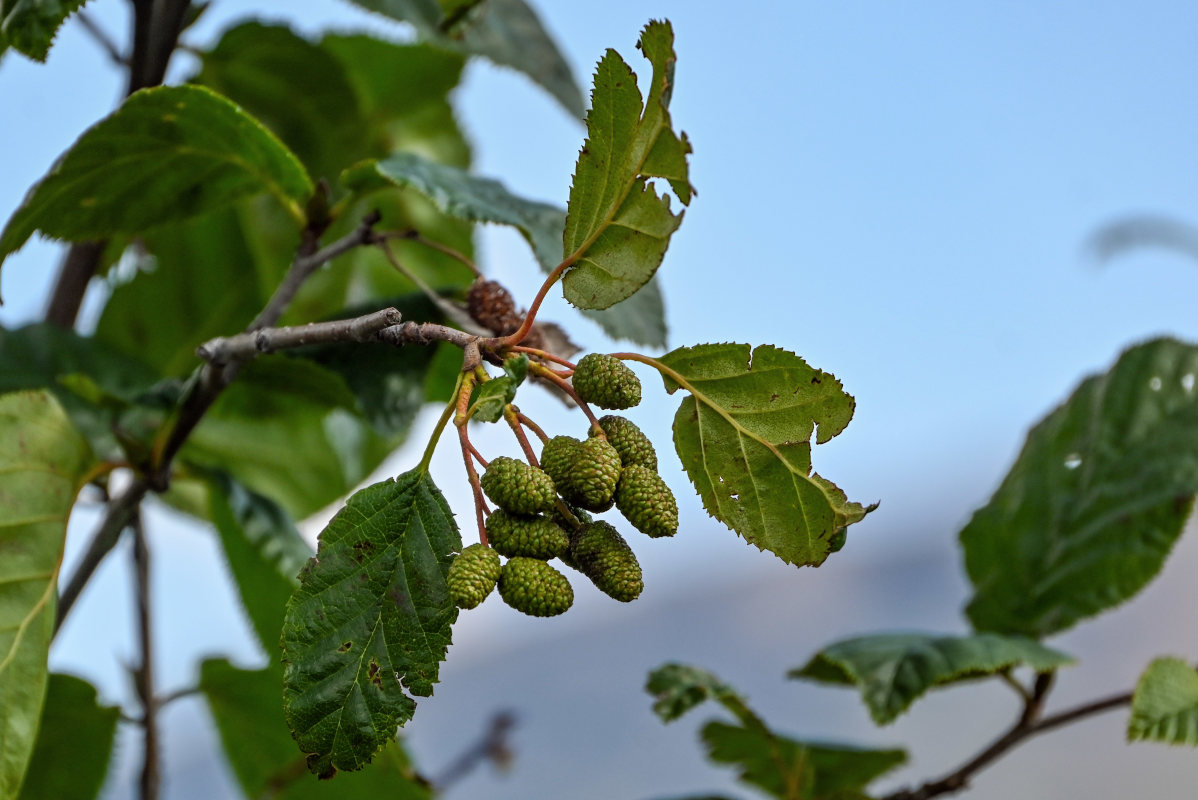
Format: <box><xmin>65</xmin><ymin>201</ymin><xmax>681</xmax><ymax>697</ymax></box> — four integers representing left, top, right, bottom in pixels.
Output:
<box><xmin>466</xmin><ymin>278</ymin><xmax>519</xmax><ymax>334</ymax></box>
<box><xmin>570</xmin><ymin>521</ymin><xmax>643</xmax><ymax>602</ymax></box>
<box><xmin>486</xmin><ymin>510</ymin><xmax>570</xmax><ymax>560</ymax></box>
<box><xmin>615</xmin><ymin>464</ymin><xmax>678</xmax><ymax>538</ymax></box>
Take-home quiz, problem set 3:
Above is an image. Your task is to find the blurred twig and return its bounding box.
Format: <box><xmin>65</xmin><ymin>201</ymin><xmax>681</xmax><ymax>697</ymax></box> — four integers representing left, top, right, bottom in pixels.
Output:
<box><xmin>432</xmin><ymin>710</ymin><xmax>518</xmax><ymax>791</ymax></box>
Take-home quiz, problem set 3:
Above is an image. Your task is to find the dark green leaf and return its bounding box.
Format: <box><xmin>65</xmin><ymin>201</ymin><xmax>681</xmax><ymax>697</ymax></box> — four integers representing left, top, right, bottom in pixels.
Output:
<box><xmin>654</xmin><ymin>344</ymin><xmax>871</xmax><ymax>568</ymax></box>
<box><xmin>281</xmin><ymin>470</ymin><xmax>461</xmax><ymax>776</ymax></box>
<box><xmin>0</xmin><ymin>391</ymin><xmax>92</xmax><ymax>798</ymax></box>
<box><xmin>646</xmin><ymin>663</ymin><xmax>754</xmax><ymax>725</ymax></box>
<box><xmin>561</xmin><ymin>20</ymin><xmax>694</xmax><ymax>311</ymax></box>
<box><xmin>201</xmin><ymin>659</ymin><xmax>433</xmax><ymax>799</ymax></box>
<box><xmin>207</xmin><ymin>473</ymin><xmax>312</xmax><ymax>655</ymax></box>
<box><xmin>702</xmin><ymin>722</ymin><xmax>905</xmax><ymax>800</ymax></box>
<box><xmin>18</xmin><ymin>674</ymin><xmax>119</xmax><ymax>800</ymax></box>
<box><xmin>503</xmin><ymin>353</ymin><xmax>528</xmax><ymax>384</ymax></box>
<box><xmin>790</xmin><ymin>633</ymin><xmax>1074</xmax><ymax>725</ymax></box>
<box><xmin>962</xmin><ymin>337</ymin><xmax>1198</xmax><ymax>637</ymax></box>
<box><xmin>0</xmin><ymin>85</ymin><xmax>313</xmax><ymax>288</ymax></box>
<box><xmin>344</xmin><ymin>0</ymin><xmax>584</xmax><ymax>119</ymax></box>
<box><xmin>1128</xmin><ymin>657</ymin><xmax>1198</xmax><ymax>746</ymax></box>
<box><xmin>0</xmin><ymin>0</ymin><xmax>86</xmax><ymax>61</ymax></box>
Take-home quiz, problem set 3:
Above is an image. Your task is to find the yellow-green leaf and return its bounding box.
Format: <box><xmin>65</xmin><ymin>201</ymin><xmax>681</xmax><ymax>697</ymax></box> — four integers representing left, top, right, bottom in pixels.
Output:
<box><xmin>1129</xmin><ymin>657</ymin><xmax>1198</xmax><ymax>746</ymax></box>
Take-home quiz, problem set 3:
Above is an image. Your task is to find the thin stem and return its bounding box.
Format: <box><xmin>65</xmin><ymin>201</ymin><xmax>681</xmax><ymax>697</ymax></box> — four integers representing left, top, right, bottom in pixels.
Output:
<box><xmin>459</xmin><ymin>425</ymin><xmax>489</xmax><ymax>544</ymax></box>
<box><xmin>510</xmin><ymin>345</ymin><xmax>576</xmax><ymax>371</ymax></box>
<box><xmin>377</xmin><ymin>238</ymin><xmax>486</xmax><ymax>333</ymax></box>
<box><xmin>997</xmin><ymin>669</ymin><xmax>1032</xmax><ymax>704</ymax></box>
<box><xmin>78</xmin><ymin>10</ymin><xmax>126</xmax><ymax>65</ymax></box>
<box><xmin>418</xmin><ymin>372</ymin><xmax>465</xmax><ymax>473</ymax></box>
<box><xmin>465</xmin><ymin>440</ymin><xmax>488</xmax><ymax>468</ymax></box>
<box><xmin>502</xmin><ymin>259</ymin><xmax>571</xmax><ymax>347</ymax></box>
<box><xmin>504</xmin><ymin>406</ymin><xmax>540</xmax><ymax>466</ymax></box>
<box><xmin>132</xmin><ymin>515</ymin><xmax>160</xmax><ymax>800</ymax></box>
<box><xmin>431</xmin><ymin>710</ymin><xmax>517</xmax><ymax>791</ymax></box>
<box><xmin>516</xmin><ymin>411</ymin><xmax>550</xmax><ymax>443</ymax></box>
<box><xmin>528</xmin><ymin>361</ymin><xmax>600</xmax><ymax>428</ymax></box>
<box><xmin>382</xmin><ymin>230</ymin><xmax>481</xmax><ymax>278</ymax></box>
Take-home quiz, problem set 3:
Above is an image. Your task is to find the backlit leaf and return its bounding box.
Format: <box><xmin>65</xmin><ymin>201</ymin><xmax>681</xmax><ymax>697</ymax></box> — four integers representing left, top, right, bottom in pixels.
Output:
<box><xmin>17</xmin><ymin>674</ymin><xmax>118</xmax><ymax>800</ymax></box>
<box><xmin>1128</xmin><ymin>657</ymin><xmax>1198</xmax><ymax>746</ymax></box>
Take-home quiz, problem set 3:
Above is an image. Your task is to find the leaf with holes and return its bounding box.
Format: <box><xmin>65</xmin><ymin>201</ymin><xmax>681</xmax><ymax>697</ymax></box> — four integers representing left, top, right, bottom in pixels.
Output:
<box><xmin>1128</xmin><ymin>657</ymin><xmax>1198</xmax><ymax>746</ymax></box>
<box><xmin>0</xmin><ymin>390</ymin><xmax>93</xmax><ymax>798</ymax></box>
<box><xmin>281</xmin><ymin>469</ymin><xmax>460</xmax><ymax>777</ymax></box>
<box><xmin>962</xmin><ymin>337</ymin><xmax>1198</xmax><ymax>637</ymax></box>
<box><xmin>652</xmin><ymin>343</ymin><xmax>871</xmax><ymax>568</ymax></box>
<box><xmin>790</xmin><ymin>633</ymin><xmax>1074</xmax><ymax>725</ymax></box>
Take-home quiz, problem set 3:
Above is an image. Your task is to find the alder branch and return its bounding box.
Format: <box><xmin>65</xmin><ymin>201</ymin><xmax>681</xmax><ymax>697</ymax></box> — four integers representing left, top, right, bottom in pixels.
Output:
<box><xmin>197</xmin><ymin>307</ymin><xmax>403</xmax><ymax>365</ymax></box>
<box><xmin>431</xmin><ymin>710</ymin><xmax>518</xmax><ymax>791</ymax></box>
<box><xmin>132</xmin><ymin>515</ymin><xmax>161</xmax><ymax>800</ymax></box>
<box><xmin>78</xmin><ymin>10</ymin><xmax>127</xmax><ymax>65</ymax></box>
<box><xmin>881</xmin><ymin>673</ymin><xmax>1134</xmax><ymax>800</ymax></box>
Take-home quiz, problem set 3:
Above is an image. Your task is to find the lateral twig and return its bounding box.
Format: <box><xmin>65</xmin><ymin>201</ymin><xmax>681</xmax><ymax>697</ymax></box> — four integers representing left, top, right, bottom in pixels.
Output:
<box><xmin>432</xmin><ymin>710</ymin><xmax>518</xmax><ymax>790</ymax></box>
<box><xmin>132</xmin><ymin>515</ymin><xmax>160</xmax><ymax>800</ymax></box>
<box><xmin>197</xmin><ymin>307</ymin><xmax>403</xmax><ymax>365</ymax></box>
<box><xmin>78</xmin><ymin>10</ymin><xmax>127</xmax><ymax>65</ymax></box>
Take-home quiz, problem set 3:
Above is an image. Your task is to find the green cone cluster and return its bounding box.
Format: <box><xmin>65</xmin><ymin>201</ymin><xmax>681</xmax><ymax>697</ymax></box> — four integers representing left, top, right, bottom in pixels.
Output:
<box><xmin>480</xmin><ymin>456</ymin><xmax>557</xmax><ymax>515</ymax></box>
<box><xmin>572</xmin><ymin>353</ymin><xmax>642</xmax><ymax>409</ymax></box>
<box><xmin>487</xmin><ymin>510</ymin><xmax>570</xmax><ymax>560</ymax></box>
<box><xmin>498</xmin><ymin>557</ymin><xmax>574</xmax><ymax>616</ymax></box>
<box><xmin>540</xmin><ymin>436</ymin><xmax>581</xmax><ymax>488</ymax></box>
<box><xmin>594</xmin><ymin>415</ymin><xmax>657</xmax><ymax>471</ymax></box>
<box><xmin>615</xmin><ymin>464</ymin><xmax>678</xmax><ymax>538</ymax></box>
<box><xmin>570</xmin><ymin>521</ymin><xmax>643</xmax><ymax>602</ymax></box>
<box><xmin>447</xmin><ymin>543</ymin><xmax>502</xmax><ymax>610</ymax></box>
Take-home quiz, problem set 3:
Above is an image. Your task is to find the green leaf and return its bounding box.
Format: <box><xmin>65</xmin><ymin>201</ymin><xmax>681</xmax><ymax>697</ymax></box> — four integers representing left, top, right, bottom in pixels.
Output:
<box><xmin>467</xmin><ymin>377</ymin><xmax>516</xmax><ymax>423</ymax></box>
<box><xmin>0</xmin><ymin>390</ymin><xmax>92</xmax><ymax>798</ymax></box>
<box><xmin>344</xmin><ymin>0</ymin><xmax>584</xmax><ymax>119</ymax></box>
<box><xmin>0</xmin><ymin>85</ymin><xmax>313</xmax><ymax>288</ymax></box>
<box><xmin>503</xmin><ymin>353</ymin><xmax>529</xmax><ymax>384</ymax></box>
<box><xmin>1128</xmin><ymin>657</ymin><xmax>1198</xmax><ymax>746</ymax></box>
<box><xmin>790</xmin><ymin>633</ymin><xmax>1074</xmax><ymax>725</ymax></box>
<box><xmin>201</xmin><ymin>659</ymin><xmax>433</xmax><ymax>799</ymax></box>
<box><xmin>207</xmin><ymin>473</ymin><xmax>312</xmax><ymax>655</ymax></box>
<box><xmin>962</xmin><ymin>337</ymin><xmax>1198</xmax><ymax>637</ymax></box>
<box><xmin>0</xmin><ymin>0</ymin><xmax>86</xmax><ymax>61</ymax></box>
<box><xmin>281</xmin><ymin>470</ymin><xmax>461</xmax><ymax>777</ymax></box>
<box><xmin>701</xmin><ymin>722</ymin><xmax>906</xmax><ymax>800</ymax></box>
<box><xmin>561</xmin><ymin>20</ymin><xmax>694</xmax><ymax>311</ymax></box>
<box><xmin>653</xmin><ymin>344</ymin><xmax>871</xmax><ymax>568</ymax></box>
<box><xmin>17</xmin><ymin>674</ymin><xmax>119</xmax><ymax>800</ymax></box>
<box><xmin>646</xmin><ymin>663</ymin><xmax>754</xmax><ymax>725</ymax></box>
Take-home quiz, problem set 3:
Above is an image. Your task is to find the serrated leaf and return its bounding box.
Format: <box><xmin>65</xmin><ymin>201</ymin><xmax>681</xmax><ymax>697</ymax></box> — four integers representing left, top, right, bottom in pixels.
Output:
<box><xmin>17</xmin><ymin>674</ymin><xmax>118</xmax><ymax>800</ymax></box>
<box><xmin>962</xmin><ymin>337</ymin><xmax>1198</xmax><ymax>637</ymax></box>
<box><xmin>342</xmin><ymin>152</ymin><xmax>668</xmax><ymax>347</ymax></box>
<box><xmin>1128</xmin><ymin>657</ymin><xmax>1198</xmax><ymax>746</ymax></box>
<box><xmin>701</xmin><ymin>722</ymin><xmax>906</xmax><ymax>800</ymax></box>
<box><xmin>561</xmin><ymin>20</ymin><xmax>694</xmax><ymax>311</ymax></box>
<box><xmin>201</xmin><ymin>659</ymin><xmax>433</xmax><ymax>800</ymax></box>
<box><xmin>0</xmin><ymin>390</ymin><xmax>92</xmax><ymax>798</ymax></box>
<box><xmin>653</xmin><ymin>344</ymin><xmax>870</xmax><ymax>568</ymax></box>
<box><xmin>0</xmin><ymin>85</ymin><xmax>313</xmax><ymax>289</ymax></box>
<box><xmin>344</xmin><ymin>0</ymin><xmax>584</xmax><ymax>119</ymax></box>
<box><xmin>0</xmin><ymin>0</ymin><xmax>86</xmax><ymax>61</ymax></box>
<box><xmin>790</xmin><ymin>633</ymin><xmax>1074</xmax><ymax>725</ymax></box>
<box><xmin>281</xmin><ymin>470</ymin><xmax>460</xmax><ymax>776</ymax></box>
<box><xmin>207</xmin><ymin>473</ymin><xmax>312</xmax><ymax>655</ymax></box>
<box><xmin>646</xmin><ymin>663</ymin><xmax>755</xmax><ymax>725</ymax></box>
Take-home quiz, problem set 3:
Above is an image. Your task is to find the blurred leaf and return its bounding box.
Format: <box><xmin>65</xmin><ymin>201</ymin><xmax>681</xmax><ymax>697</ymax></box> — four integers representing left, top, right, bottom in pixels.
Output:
<box><xmin>962</xmin><ymin>337</ymin><xmax>1198</xmax><ymax>637</ymax></box>
<box><xmin>1087</xmin><ymin>215</ymin><xmax>1198</xmax><ymax>265</ymax></box>
<box><xmin>790</xmin><ymin>633</ymin><xmax>1074</xmax><ymax>725</ymax></box>
<box><xmin>646</xmin><ymin>663</ymin><xmax>754</xmax><ymax>725</ymax></box>
<box><xmin>0</xmin><ymin>85</ymin><xmax>312</xmax><ymax>285</ymax></box>
<box><xmin>0</xmin><ymin>0</ymin><xmax>86</xmax><ymax>61</ymax></box>
<box><xmin>1128</xmin><ymin>657</ymin><xmax>1198</xmax><ymax>746</ymax></box>
<box><xmin>561</xmin><ymin>20</ymin><xmax>693</xmax><ymax>311</ymax></box>
<box><xmin>207</xmin><ymin>472</ymin><xmax>312</xmax><ymax>655</ymax></box>
<box><xmin>18</xmin><ymin>674</ymin><xmax>119</xmax><ymax>800</ymax></box>
<box><xmin>282</xmin><ymin>470</ymin><xmax>460</xmax><ymax>776</ymax></box>
<box><xmin>0</xmin><ymin>391</ymin><xmax>92</xmax><ymax>798</ymax></box>
<box><xmin>201</xmin><ymin>659</ymin><xmax>433</xmax><ymax>799</ymax></box>
<box><xmin>345</xmin><ymin>0</ymin><xmax>584</xmax><ymax>119</ymax></box>
<box><xmin>655</xmin><ymin>344</ymin><xmax>871</xmax><ymax>568</ymax></box>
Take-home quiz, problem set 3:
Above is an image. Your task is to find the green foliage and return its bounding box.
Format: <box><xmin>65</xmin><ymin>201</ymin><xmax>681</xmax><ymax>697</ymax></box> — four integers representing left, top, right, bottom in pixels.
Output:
<box><xmin>0</xmin><ymin>0</ymin><xmax>86</xmax><ymax>61</ymax></box>
<box><xmin>281</xmin><ymin>470</ymin><xmax>460</xmax><ymax>776</ymax></box>
<box><xmin>467</xmin><ymin>376</ymin><xmax>518</xmax><ymax>423</ymax></box>
<box><xmin>561</xmin><ymin>20</ymin><xmax>694</xmax><ymax>311</ymax></box>
<box><xmin>17</xmin><ymin>674</ymin><xmax>118</xmax><ymax>800</ymax></box>
<box><xmin>962</xmin><ymin>337</ymin><xmax>1198</xmax><ymax>638</ymax></box>
<box><xmin>790</xmin><ymin>633</ymin><xmax>1074</xmax><ymax>725</ymax></box>
<box><xmin>1128</xmin><ymin>657</ymin><xmax>1198</xmax><ymax>746</ymax></box>
<box><xmin>654</xmin><ymin>344</ymin><xmax>871</xmax><ymax>567</ymax></box>
<box><xmin>0</xmin><ymin>390</ymin><xmax>92</xmax><ymax>799</ymax></box>
<box><xmin>0</xmin><ymin>85</ymin><xmax>313</xmax><ymax>288</ymax></box>
<box><xmin>648</xmin><ymin>663</ymin><xmax>749</xmax><ymax>724</ymax></box>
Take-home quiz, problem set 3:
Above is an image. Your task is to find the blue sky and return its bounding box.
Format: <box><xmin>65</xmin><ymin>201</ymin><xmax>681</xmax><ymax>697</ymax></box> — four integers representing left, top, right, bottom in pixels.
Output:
<box><xmin>4</xmin><ymin>1</ymin><xmax>1198</xmax><ymax>796</ymax></box>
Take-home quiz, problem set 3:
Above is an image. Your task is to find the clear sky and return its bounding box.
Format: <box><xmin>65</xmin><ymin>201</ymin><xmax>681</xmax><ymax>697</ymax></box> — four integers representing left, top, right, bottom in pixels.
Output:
<box><xmin>4</xmin><ymin>1</ymin><xmax>1198</xmax><ymax>797</ymax></box>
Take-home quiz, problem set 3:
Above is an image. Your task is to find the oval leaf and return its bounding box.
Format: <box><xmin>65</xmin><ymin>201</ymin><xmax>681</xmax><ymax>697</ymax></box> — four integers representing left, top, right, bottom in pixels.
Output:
<box><xmin>653</xmin><ymin>344</ymin><xmax>871</xmax><ymax>568</ymax></box>
<box><xmin>561</xmin><ymin>20</ymin><xmax>694</xmax><ymax>311</ymax></box>
<box><xmin>0</xmin><ymin>390</ymin><xmax>92</xmax><ymax>798</ymax></box>
<box><xmin>962</xmin><ymin>337</ymin><xmax>1198</xmax><ymax>637</ymax></box>
<box><xmin>281</xmin><ymin>470</ymin><xmax>460</xmax><ymax>777</ymax></box>
<box><xmin>18</xmin><ymin>674</ymin><xmax>119</xmax><ymax>800</ymax></box>
<box><xmin>0</xmin><ymin>84</ymin><xmax>313</xmax><ymax>285</ymax></box>
<box><xmin>789</xmin><ymin>633</ymin><xmax>1074</xmax><ymax>725</ymax></box>
<box><xmin>1128</xmin><ymin>657</ymin><xmax>1198</xmax><ymax>746</ymax></box>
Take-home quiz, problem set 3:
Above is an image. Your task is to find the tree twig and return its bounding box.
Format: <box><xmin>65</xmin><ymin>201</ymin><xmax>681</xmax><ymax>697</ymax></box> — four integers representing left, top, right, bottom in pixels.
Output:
<box><xmin>132</xmin><ymin>514</ymin><xmax>160</xmax><ymax>800</ymax></box>
<box><xmin>77</xmin><ymin>10</ymin><xmax>127</xmax><ymax>65</ymax></box>
<box><xmin>196</xmin><ymin>307</ymin><xmax>403</xmax><ymax>365</ymax></box>
<box><xmin>431</xmin><ymin>710</ymin><xmax>518</xmax><ymax>790</ymax></box>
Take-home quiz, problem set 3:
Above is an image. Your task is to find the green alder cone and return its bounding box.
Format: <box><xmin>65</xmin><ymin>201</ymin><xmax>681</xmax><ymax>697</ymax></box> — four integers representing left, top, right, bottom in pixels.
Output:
<box><xmin>565</xmin><ymin>436</ymin><xmax>622</xmax><ymax>511</ymax></box>
<box><xmin>480</xmin><ymin>456</ymin><xmax>557</xmax><ymax>515</ymax></box>
<box><xmin>486</xmin><ymin>510</ymin><xmax>570</xmax><ymax>560</ymax></box>
<box><xmin>616</xmin><ymin>464</ymin><xmax>678</xmax><ymax>538</ymax></box>
<box><xmin>447</xmin><ymin>543</ymin><xmax>501</xmax><ymax>610</ymax></box>
<box><xmin>572</xmin><ymin>353</ymin><xmax>642</xmax><ymax>409</ymax></box>
<box><xmin>570</xmin><ymin>521</ymin><xmax>644</xmax><ymax>602</ymax></box>
<box><xmin>540</xmin><ymin>435</ymin><xmax>582</xmax><ymax>488</ymax></box>
<box><xmin>595</xmin><ymin>414</ymin><xmax>658</xmax><ymax>471</ymax></box>
<box><xmin>498</xmin><ymin>557</ymin><xmax>574</xmax><ymax>617</ymax></box>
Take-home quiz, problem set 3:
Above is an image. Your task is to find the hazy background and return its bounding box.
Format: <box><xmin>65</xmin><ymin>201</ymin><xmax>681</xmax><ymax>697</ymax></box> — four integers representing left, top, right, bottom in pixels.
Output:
<box><xmin>3</xmin><ymin>1</ymin><xmax>1198</xmax><ymax>797</ymax></box>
